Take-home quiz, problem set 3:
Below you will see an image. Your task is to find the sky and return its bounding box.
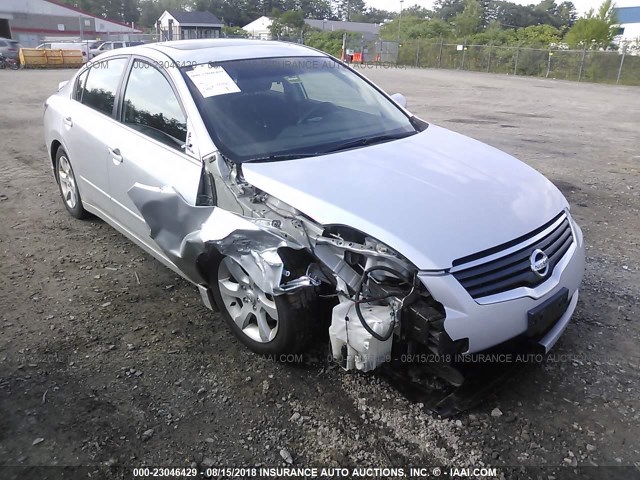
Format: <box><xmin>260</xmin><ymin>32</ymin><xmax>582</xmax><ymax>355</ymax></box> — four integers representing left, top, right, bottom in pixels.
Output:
<box><xmin>365</xmin><ymin>0</ymin><xmax>637</xmax><ymax>16</ymax></box>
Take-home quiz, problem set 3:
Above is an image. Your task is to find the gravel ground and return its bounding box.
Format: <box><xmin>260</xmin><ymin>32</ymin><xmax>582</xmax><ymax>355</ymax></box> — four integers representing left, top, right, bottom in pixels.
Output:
<box><xmin>0</xmin><ymin>66</ymin><xmax>638</xmax><ymax>479</ymax></box>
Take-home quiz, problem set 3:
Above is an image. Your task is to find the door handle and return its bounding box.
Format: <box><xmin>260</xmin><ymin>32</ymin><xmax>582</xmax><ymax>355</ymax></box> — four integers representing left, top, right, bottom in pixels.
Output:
<box><xmin>108</xmin><ymin>147</ymin><xmax>123</xmax><ymax>164</ymax></box>
<box><xmin>63</xmin><ymin>116</ymin><xmax>73</xmax><ymax>127</ymax></box>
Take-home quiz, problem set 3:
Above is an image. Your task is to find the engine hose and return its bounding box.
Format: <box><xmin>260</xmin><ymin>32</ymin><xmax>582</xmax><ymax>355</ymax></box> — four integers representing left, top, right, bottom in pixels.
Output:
<box><xmin>354</xmin><ymin>265</ymin><xmax>408</xmax><ymax>342</ymax></box>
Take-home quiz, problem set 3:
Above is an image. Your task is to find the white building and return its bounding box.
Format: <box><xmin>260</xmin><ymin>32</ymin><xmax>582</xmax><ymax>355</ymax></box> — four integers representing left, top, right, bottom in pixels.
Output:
<box><xmin>614</xmin><ymin>6</ymin><xmax>640</xmax><ymax>53</ymax></box>
<box><xmin>157</xmin><ymin>10</ymin><xmax>223</xmax><ymax>41</ymax></box>
<box><xmin>242</xmin><ymin>16</ymin><xmax>381</xmax><ymax>41</ymax></box>
<box><xmin>243</xmin><ymin>16</ymin><xmax>273</xmax><ymax>40</ymax></box>
<box><xmin>0</xmin><ymin>0</ymin><xmax>140</xmax><ymax>47</ymax></box>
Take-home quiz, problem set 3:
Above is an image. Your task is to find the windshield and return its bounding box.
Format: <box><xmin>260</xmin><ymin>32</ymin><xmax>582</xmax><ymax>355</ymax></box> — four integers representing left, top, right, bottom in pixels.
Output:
<box><xmin>181</xmin><ymin>56</ymin><xmax>421</xmax><ymax>163</ymax></box>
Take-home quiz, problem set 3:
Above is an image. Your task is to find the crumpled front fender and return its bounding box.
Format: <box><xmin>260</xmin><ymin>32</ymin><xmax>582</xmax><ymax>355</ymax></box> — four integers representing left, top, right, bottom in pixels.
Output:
<box><xmin>128</xmin><ymin>183</ymin><xmax>305</xmax><ymax>294</ymax></box>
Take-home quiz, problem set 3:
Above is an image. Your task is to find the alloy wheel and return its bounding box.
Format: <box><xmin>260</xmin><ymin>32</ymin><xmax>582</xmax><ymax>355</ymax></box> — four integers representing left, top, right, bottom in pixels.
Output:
<box><xmin>217</xmin><ymin>257</ymin><xmax>279</xmax><ymax>343</ymax></box>
<box><xmin>57</xmin><ymin>155</ymin><xmax>78</xmax><ymax>209</ymax></box>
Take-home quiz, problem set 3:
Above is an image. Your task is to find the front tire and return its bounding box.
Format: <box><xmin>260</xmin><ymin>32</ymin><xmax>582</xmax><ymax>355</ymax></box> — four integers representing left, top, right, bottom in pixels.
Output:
<box><xmin>55</xmin><ymin>147</ymin><xmax>88</xmax><ymax>219</ymax></box>
<box><xmin>211</xmin><ymin>255</ymin><xmax>317</xmax><ymax>355</ymax></box>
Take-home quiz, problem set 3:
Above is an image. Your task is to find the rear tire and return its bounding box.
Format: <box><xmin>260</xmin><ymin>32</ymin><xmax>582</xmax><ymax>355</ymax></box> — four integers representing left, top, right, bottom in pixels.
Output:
<box><xmin>210</xmin><ymin>254</ymin><xmax>318</xmax><ymax>355</ymax></box>
<box><xmin>55</xmin><ymin>147</ymin><xmax>88</xmax><ymax>219</ymax></box>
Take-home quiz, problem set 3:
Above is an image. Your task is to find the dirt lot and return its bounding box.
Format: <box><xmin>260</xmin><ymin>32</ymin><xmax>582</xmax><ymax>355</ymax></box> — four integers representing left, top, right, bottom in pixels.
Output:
<box><xmin>0</xmin><ymin>66</ymin><xmax>639</xmax><ymax>478</ymax></box>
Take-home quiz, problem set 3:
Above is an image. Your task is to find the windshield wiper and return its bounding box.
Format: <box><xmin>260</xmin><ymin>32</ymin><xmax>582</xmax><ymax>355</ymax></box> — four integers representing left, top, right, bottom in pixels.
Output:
<box><xmin>241</xmin><ymin>131</ymin><xmax>418</xmax><ymax>163</ymax></box>
<box><xmin>242</xmin><ymin>152</ymin><xmax>320</xmax><ymax>164</ymax></box>
<box><xmin>324</xmin><ymin>131</ymin><xmax>418</xmax><ymax>154</ymax></box>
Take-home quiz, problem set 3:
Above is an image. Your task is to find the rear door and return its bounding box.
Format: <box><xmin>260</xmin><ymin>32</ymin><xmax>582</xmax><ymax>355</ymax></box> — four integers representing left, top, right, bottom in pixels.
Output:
<box><xmin>62</xmin><ymin>56</ymin><xmax>129</xmax><ymax>214</ymax></box>
<box><xmin>107</xmin><ymin>58</ymin><xmax>202</xmax><ymax>246</ymax></box>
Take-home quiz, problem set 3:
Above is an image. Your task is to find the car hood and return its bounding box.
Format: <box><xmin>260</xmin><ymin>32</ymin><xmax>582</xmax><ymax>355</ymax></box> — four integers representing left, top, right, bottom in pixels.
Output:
<box><xmin>241</xmin><ymin>124</ymin><xmax>568</xmax><ymax>270</ymax></box>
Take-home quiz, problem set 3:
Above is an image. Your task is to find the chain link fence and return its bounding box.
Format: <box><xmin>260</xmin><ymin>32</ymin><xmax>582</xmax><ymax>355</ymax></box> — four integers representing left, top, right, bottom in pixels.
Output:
<box><xmin>343</xmin><ymin>36</ymin><xmax>398</xmax><ymax>63</ymax></box>
<box><xmin>393</xmin><ymin>40</ymin><xmax>640</xmax><ymax>86</ymax></box>
<box><xmin>91</xmin><ymin>32</ymin><xmax>160</xmax><ymax>43</ymax></box>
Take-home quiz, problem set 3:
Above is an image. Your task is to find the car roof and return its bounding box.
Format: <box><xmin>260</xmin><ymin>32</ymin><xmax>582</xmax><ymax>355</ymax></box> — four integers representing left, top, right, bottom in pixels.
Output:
<box><xmin>136</xmin><ymin>39</ymin><xmax>327</xmax><ymax>64</ymax></box>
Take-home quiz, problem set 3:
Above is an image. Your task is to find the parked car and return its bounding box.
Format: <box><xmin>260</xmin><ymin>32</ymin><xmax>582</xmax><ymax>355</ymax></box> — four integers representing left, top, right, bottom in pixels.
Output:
<box><xmin>0</xmin><ymin>37</ymin><xmax>22</xmax><ymax>60</ymax></box>
<box><xmin>89</xmin><ymin>41</ymin><xmax>143</xmax><ymax>59</ymax></box>
<box><xmin>43</xmin><ymin>40</ymin><xmax>584</xmax><ymax>378</ymax></box>
<box><xmin>36</xmin><ymin>42</ymin><xmax>90</xmax><ymax>62</ymax></box>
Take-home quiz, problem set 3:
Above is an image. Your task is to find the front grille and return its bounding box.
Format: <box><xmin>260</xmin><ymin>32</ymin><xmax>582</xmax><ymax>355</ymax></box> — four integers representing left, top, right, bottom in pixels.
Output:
<box><xmin>452</xmin><ymin>213</ymin><xmax>574</xmax><ymax>299</ymax></box>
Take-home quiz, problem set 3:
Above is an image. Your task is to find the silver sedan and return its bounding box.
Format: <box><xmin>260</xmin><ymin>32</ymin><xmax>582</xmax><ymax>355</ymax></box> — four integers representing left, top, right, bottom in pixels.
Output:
<box><xmin>44</xmin><ymin>40</ymin><xmax>584</xmax><ymax>377</ymax></box>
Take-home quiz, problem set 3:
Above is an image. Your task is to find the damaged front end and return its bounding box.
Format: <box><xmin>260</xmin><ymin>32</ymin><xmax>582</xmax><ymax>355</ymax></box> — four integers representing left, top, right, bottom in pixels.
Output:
<box><xmin>128</xmin><ymin>183</ymin><xmax>316</xmax><ymax>296</ymax></box>
<box><xmin>127</xmin><ymin>159</ymin><xmax>460</xmax><ymax>378</ymax></box>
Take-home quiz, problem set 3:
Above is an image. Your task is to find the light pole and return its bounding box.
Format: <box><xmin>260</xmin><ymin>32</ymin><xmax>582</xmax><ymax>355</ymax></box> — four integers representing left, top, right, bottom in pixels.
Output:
<box><xmin>397</xmin><ymin>0</ymin><xmax>404</xmax><ymax>42</ymax></box>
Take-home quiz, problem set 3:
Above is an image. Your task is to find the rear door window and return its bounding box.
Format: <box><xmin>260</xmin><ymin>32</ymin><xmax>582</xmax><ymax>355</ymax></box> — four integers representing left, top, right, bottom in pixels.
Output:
<box><xmin>81</xmin><ymin>58</ymin><xmax>128</xmax><ymax>116</ymax></box>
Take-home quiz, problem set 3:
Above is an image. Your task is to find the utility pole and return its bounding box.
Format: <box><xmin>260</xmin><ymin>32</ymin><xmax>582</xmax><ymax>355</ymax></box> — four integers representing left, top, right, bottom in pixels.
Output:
<box><xmin>578</xmin><ymin>46</ymin><xmax>586</xmax><ymax>81</ymax></box>
<box><xmin>397</xmin><ymin>0</ymin><xmax>404</xmax><ymax>42</ymax></box>
<box><xmin>545</xmin><ymin>49</ymin><xmax>552</xmax><ymax>78</ymax></box>
<box><xmin>616</xmin><ymin>51</ymin><xmax>626</xmax><ymax>84</ymax></box>
<box><xmin>342</xmin><ymin>32</ymin><xmax>347</xmax><ymax>61</ymax></box>
<box><xmin>461</xmin><ymin>39</ymin><xmax>467</xmax><ymax>70</ymax></box>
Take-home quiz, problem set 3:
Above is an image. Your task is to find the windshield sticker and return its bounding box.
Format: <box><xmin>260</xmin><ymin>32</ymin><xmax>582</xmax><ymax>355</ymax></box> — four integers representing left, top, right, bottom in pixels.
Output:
<box><xmin>186</xmin><ymin>65</ymin><xmax>241</xmax><ymax>97</ymax></box>
<box><xmin>284</xmin><ymin>75</ymin><xmax>302</xmax><ymax>84</ymax></box>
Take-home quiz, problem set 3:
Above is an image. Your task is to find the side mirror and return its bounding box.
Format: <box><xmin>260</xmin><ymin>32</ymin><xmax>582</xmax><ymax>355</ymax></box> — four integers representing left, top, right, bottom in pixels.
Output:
<box><xmin>58</xmin><ymin>80</ymin><xmax>69</xmax><ymax>91</ymax></box>
<box><xmin>390</xmin><ymin>93</ymin><xmax>407</xmax><ymax>109</ymax></box>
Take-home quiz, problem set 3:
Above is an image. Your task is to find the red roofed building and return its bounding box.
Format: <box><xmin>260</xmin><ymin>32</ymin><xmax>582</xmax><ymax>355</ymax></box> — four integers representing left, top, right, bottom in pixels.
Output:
<box><xmin>0</xmin><ymin>0</ymin><xmax>141</xmax><ymax>47</ymax></box>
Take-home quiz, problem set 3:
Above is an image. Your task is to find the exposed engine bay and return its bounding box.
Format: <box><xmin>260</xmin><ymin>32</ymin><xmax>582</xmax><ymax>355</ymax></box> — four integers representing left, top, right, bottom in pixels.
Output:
<box><xmin>128</xmin><ymin>153</ymin><xmax>467</xmax><ymax>379</ymax></box>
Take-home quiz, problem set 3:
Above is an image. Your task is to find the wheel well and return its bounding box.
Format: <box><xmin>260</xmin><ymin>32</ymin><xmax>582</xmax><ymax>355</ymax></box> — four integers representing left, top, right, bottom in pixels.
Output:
<box><xmin>50</xmin><ymin>140</ymin><xmax>62</xmax><ymax>169</ymax></box>
<box><xmin>195</xmin><ymin>246</ymin><xmax>316</xmax><ymax>289</ymax></box>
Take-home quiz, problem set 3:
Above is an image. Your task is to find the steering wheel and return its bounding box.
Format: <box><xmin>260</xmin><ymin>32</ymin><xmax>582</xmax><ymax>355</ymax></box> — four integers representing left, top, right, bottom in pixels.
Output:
<box><xmin>296</xmin><ymin>102</ymin><xmax>334</xmax><ymax>125</ymax></box>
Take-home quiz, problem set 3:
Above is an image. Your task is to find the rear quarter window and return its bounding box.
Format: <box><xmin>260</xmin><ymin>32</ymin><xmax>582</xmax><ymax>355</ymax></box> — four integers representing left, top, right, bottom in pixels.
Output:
<box><xmin>73</xmin><ymin>69</ymin><xmax>89</xmax><ymax>102</ymax></box>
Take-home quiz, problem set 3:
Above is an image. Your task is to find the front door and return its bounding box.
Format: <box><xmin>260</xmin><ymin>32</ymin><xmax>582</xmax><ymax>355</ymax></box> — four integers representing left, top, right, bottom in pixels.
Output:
<box><xmin>106</xmin><ymin>58</ymin><xmax>202</xmax><ymax>248</ymax></box>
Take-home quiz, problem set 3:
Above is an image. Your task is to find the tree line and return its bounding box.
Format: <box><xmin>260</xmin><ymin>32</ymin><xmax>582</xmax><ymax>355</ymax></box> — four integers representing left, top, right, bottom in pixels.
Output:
<box><xmin>57</xmin><ymin>0</ymin><xmax>391</xmax><ymax>28</ymax></box>
<box><xmin>381</xmin><ymin>0</ymin><xmax>621</xmax><ymax>50</ymax></box>
<box><xmin>59</xmin><ymin>0</ymin><xmax>623</xmax><ymax>50</ymax></box>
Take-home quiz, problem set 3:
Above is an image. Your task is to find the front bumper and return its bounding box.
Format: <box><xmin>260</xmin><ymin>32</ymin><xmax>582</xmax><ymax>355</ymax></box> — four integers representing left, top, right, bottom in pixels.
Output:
<box><xmin>419</xmin><ymin>216</ymin><xmax>585</xmax><ymax>354</ymax></box>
